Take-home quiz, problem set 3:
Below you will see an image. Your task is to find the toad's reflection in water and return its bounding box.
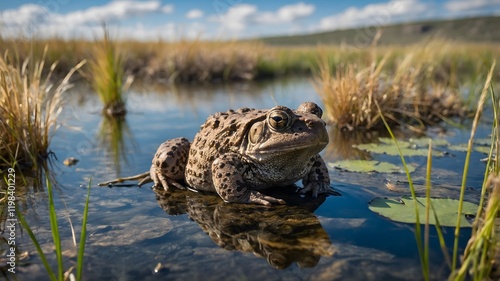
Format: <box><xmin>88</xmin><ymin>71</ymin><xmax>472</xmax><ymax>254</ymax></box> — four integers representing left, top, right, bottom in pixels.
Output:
<box><xmin>154</xmin><ymin>188</ymin><xmax>335</xmax><ymax>269</ymax></box>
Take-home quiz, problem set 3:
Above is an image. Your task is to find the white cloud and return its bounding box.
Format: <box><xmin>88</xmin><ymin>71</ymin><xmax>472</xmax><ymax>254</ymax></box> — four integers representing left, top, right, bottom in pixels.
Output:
<box><xmin>212</xmin><ymin>2</ymin><xmax>315</xmax><ymax>32</ymax></box>
<box><xmin>255</xmin><ymin>2</ymin><xmax>315</xmax><ymax>24</ymax></box>
<box><xmin>3</xmin><ymin>0</ymin><xmax>497</xmax><ymax>41</ymax></box>
<box><xmin>186</xmin><ymin>9</ymin><xmax>204</xmax><ymax>19</ymax></box>
<box><xmin>319</xmin><ymin>0</ymin><xmax>428</xmax><ymax>31</ymax></box>
<box><xmin>0</xmin><ymin>1</ymin><xmax>175</xmax><ymax>39</ymax></box>
<box><xmin>0</xmin><ymin>4</ymin><xmax>50</xmax><ymax>26</ymax></box>
<box><xmin>161</xmin><ymin>4</ymin><xmax>174</xmax><ymax>14</ymax></box>
<box><xmin>444</xmin><ymin>0</ymin><xmax>500</xmax><ymax>12</ymax></box>
<box><xmin>58</xmin><ymin>0</ymin><xmax>163</xmax><ymax>25</ymax></box>
<box><xmin>213</xmin><ymin>4</ymin><xmax>258</xmax><ymax>31</ymax></box>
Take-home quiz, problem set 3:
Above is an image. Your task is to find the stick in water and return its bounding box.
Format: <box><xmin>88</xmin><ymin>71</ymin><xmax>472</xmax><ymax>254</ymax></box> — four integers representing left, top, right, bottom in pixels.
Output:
<box><xmin>98</xmin><ymin>172</ymin><xmax>151</xmax><ymax>187</ymax></box>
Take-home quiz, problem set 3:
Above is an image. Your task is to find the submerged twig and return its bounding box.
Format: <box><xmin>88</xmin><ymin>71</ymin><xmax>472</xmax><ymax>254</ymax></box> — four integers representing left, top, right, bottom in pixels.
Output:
<box><xmin>97</xmin><ymin>171</ymin><xmax>151</xmax><ymax>187</ymax></box>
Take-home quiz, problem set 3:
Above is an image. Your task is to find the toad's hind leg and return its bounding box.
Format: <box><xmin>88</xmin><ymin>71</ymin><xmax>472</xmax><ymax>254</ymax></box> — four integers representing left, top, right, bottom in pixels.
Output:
<box><xmin>150</xmin><ymin>137</ymin><xmax>190</xmax><ymax>191</ymax></box>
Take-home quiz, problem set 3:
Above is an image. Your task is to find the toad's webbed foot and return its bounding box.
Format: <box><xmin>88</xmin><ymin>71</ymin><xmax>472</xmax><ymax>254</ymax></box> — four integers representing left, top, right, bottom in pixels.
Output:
<box><xmin>150</xmin><ymin>164</ymin><xmax>186</xmax><ymax>191</ymax></box>
<box><xmin>299</xmin><ymin>182</ymin><xmax>341</xmax><ymax>197</ymax></box>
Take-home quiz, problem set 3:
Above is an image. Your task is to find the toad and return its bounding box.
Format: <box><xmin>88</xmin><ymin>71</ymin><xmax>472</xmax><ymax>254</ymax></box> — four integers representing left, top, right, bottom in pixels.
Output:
<box><xmin>100</xmin><ymin>102</ymin><xmax>338</xmax><ymax>205</ymax></box>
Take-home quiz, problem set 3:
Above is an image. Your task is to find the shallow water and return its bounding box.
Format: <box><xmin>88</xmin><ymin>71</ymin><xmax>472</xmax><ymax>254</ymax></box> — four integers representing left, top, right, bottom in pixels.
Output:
<box><xmin>6</xmin><ymin>77</ymin><xmax>493</xmax><ymax>280</ymax></box>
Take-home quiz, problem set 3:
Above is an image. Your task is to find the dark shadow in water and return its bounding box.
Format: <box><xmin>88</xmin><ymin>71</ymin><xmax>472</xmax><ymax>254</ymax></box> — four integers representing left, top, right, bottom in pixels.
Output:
<box><xmin>324</xmin><ymin>126</ymin><xmax>429</xmax><ymax>161</ymax></box>
<box><xmin>154</xmin><ymin>188</ymin><xmax>335</xmax><ymax>269</ymax></box>
<box><xmin>325</xmin><ymin>127</ymin><xmax>379</xmax><ymax>161</ymax></box>
<box><xmin>96</xmin><ymin>115</ymin><xmax>137</xmax><ymax>176</ymax></box>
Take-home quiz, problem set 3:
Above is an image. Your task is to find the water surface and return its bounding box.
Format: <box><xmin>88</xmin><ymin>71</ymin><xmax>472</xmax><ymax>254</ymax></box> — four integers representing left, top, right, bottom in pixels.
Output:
<box><xmin>11</xmin><ymin>77</ymin><xmax>491</xmax><ymax>281</ymax></box>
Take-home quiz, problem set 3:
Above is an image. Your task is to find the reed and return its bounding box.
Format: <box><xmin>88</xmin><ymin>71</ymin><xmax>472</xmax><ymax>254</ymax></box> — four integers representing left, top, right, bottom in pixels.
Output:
<box><xmin>450</xmin><ymin>65</ymin><xmax>499</xmax><ymax>280</ymax></box>
<box><xmin>375</xmin><ymin>99</ymin><xmax>429</xmax><ymax>279</ymax></box>
<box><xmin>376</xmin><ymin>61</ymin><xmax>498</xmax><ymax>280</ymax></box>
<box><xmin>88</xmin><ymin>28</ymin><xmax>131</xmax><ymax>117</ymax></box>
<box><xmin>0</xmin><ymin>48</ymin><xmax>84</xmax><ymax>170</ymax></box>
<box><xmin>314</xmin><ymin>41</ymin><xmax>471</xmax><ymax>131</ymax></box>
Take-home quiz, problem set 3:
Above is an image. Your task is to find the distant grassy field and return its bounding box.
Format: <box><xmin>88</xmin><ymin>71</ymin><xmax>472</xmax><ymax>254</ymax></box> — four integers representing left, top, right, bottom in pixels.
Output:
<box><xmin>0</xmin><ymin>16</ymin><xmax>498</xmax><ymax>85</ymax></box>
<box><xmin>0</xmin><ymin>39</ymin><xmax>498</xmax><ymax>85</ymax></box>
<box><xmin>258</xmin><ymin>16</ymin><xmax>500</xmax><ymax>46</ymax></box>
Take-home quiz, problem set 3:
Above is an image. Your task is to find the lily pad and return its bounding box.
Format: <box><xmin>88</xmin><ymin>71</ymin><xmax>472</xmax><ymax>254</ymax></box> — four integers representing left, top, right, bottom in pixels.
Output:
<box><xmin>329</xmin><ymin>160</ymin><xmax>415</xmax><ymax>173</ymax></box>
<box><xmin>474</xmin><ymin>138</ymin><xmax>492</xmax><ymax>146</ymax></box>
<box><xmin>416</xmin><ymin>138</ymin><xmax>449</xmax><ymax>147</ymax></box>
<box><xmin>354</xmin><ymin>137</ymin><xmax>446</xmax><ymax>157</ymax></box>
<box><xmin>447</xmin><ymin>144</ymin><xmax>492</xmax><ymax>154</ymax></box>
<box><xmin>368</xmin><ymin>196</ymin><xmax>478</xmax><ymax>227</ymax></box>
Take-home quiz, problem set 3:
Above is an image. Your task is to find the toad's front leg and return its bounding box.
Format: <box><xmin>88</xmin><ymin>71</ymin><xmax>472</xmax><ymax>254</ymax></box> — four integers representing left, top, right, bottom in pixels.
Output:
<box><xmin>211</xmin><ymin>153</ymin><xmax>286</xmax><ymax>206</ymax></box>
<box><xmin>150</xmin><ymin>137</ymin><xmax>191</xmax><ymax>191</ymax></box>
<box><xmin>300</xmin><ymin>155</ymin><xmax>340</xmax><ymax>197</ymax></box>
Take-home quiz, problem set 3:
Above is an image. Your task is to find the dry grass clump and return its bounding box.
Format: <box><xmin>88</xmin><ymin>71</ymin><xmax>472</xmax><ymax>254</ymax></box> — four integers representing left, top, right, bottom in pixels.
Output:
<box><xmin>315</xmin><ymin>43</ymin><xmax>469</xmax><ymax>131</ymax></box>
<box><xmin>0</xmin><ymin>48</ymin><xmax>83</xmax><ymax>169</ymax></box>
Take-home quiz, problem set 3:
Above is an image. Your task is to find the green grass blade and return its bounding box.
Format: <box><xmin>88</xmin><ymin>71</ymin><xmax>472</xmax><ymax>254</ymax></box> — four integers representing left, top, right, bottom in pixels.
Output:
<box><xmin>473</xmin><ymin>107</ymin><xmax>496</xmax><ymax>232</ymax></box>
<box><xmin>375</xmin><ymin>100</ymin><xmax>428</xmax><ymax>280</ymax></box>
<box><xmin>46</xmin><ymin>176</ymin><xmax>64</xmax><ymax>280</ymax></box>
<box><xmin>452</xmin><ymin>61</ymin><xmax>496</xmax><ymax>271</ymax></box>
<box><xmin>424</xmin><ymin>140</ymin><xmax>431</xmax><ymax>276</ymax></box>
<box><xmin>491</xmin><ymin>84</ymin><xmax>499</xmax><ymax>175</ymax></box>
<box><xmin>423</xmin><ymin>141</ymin><xmax>451</xmax><ymax>269</ymax></box>
<box><xmin>17</xmin><ymin>207</ymin><xmax>57</xmax><ymax>281</ymax></box>
<box><xmin>76</xmin><ymin>179</ymin><xmax>91</xmax><ymax>281</ymax></box>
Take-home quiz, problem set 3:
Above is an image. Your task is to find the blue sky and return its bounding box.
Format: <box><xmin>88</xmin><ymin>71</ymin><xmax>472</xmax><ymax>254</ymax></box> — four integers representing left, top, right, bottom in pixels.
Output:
<box><xmin>1</xmin><ymin>0</ymin><xmax>499</xmax><ymax>40</ymax></box>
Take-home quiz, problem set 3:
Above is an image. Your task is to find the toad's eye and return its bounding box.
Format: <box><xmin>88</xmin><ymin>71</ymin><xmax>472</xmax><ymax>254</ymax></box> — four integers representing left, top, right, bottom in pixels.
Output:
<box><xmin>267</xmin><ymin>110</ymin><xmax>292</xmax><ymax>131</ymax></box>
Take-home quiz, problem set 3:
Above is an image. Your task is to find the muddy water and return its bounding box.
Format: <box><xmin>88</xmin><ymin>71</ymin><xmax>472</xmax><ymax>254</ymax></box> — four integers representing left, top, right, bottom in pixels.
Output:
<box><xmin>8</xmin><ymin>77</ymin><xmax>491</xmax><ymax>280</ymax></box>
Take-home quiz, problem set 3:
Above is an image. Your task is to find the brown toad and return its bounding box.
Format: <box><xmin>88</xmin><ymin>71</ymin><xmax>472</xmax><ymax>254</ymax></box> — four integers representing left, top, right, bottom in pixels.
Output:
<box><xmin>150</xmin><ymin>102</ymin><xmax>336</xmax><ymax>205</ymax></box>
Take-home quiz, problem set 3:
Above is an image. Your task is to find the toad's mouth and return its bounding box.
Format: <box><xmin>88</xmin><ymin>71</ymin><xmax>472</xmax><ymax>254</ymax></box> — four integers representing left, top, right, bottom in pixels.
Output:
<box><xmin>248</xmin><ymin>141</ymin><xmax>328</xmax><ymax>154</ymax></box>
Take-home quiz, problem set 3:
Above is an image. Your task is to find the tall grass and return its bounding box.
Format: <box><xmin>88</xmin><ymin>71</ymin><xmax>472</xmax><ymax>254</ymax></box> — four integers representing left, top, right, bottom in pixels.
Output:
<box><xmin>375</xmin><ymin>61</ymin><xmax>498</xmax><ymax>280</ymax></box>
<box><xmin>89</xmin><ymin>28</ymin><xmax>131</xmax><ymax>117</ymax></box>
<box><xmin>451</xmin><ymin>68</ymin><xmax>499</xmax><ymax>280</ymax></box>
<box><xmin>0</xmin><ymin>48</ymin><xmax>84</xmax><ymax>170</ymax></box>
<box><xmin>315</xmin><ymin>41</ymin><xmax>471</xmax><ymax>131</ymax></box>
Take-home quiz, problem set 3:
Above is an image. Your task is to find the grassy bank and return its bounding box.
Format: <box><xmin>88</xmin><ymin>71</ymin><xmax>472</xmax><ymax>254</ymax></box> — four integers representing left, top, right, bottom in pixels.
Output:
<box><xmin>0</xmin><ymin>37</ymin><xmax>498</xmax><ymax>85</ymax></box>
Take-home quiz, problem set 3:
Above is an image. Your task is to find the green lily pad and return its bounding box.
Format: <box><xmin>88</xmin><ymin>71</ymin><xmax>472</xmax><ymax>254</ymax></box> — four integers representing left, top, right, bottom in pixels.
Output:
<box><xmin>409</xmin><ymin>138</ymin><xmax>449</xmax><ymax>147</ymax></box>
<box><xmin>474</xmin><ymin>138</ymin><xmax>492</xmax><ymax>146</ymax></box>
<box><xmin>447</xmin><ymin>144</ymin><xmax>468</xmax><ymax>152</ymax></box>
<box><xmin>329</xmin><ymin>160</ymin><xmax>415</xmax><ymax>173</ymax></box>
<box><xmin>368</xmin><ymin>196</ymin><xmax>478</xmax><ymax>227</ymax></box>
<box><xmin>378</xmin><ymin>137</ymin><xmax>449</xmax><ymax>147</ymax></box>
<box><xmin>354</xmin><ymin>138</ymin><xmax>447</xmax><ymax>157</ymax></box>
<box><xmin>377</xmin><ymin>137</ymin><xmax>411</xmax><ymax>147</ymax></box>
<box><xmin>447</xmin><ymin>144</ymin><xmax>492</xmax><ymax>154</ymax></box>
<box><xmin>354</xmin><ymin>143</ymin><xmax>430</xmax><ymax>156</ymax></box>
<box><xmin>474</xmin><ymin>146</ymin><xmax>493</xmax><ymax>154</ymax></box>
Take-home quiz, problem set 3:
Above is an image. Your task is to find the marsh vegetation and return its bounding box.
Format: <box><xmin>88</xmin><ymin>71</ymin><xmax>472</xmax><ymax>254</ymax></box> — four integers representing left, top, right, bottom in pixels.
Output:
<box><xmin>0</xmin><ymin>25</ymin><xmax>499</xmax><ymax>280</ymax></box>
<box><xmin>0</xmin><ymin>47</ymin><xmax>84</xmax><ymax>171</ymax></box>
